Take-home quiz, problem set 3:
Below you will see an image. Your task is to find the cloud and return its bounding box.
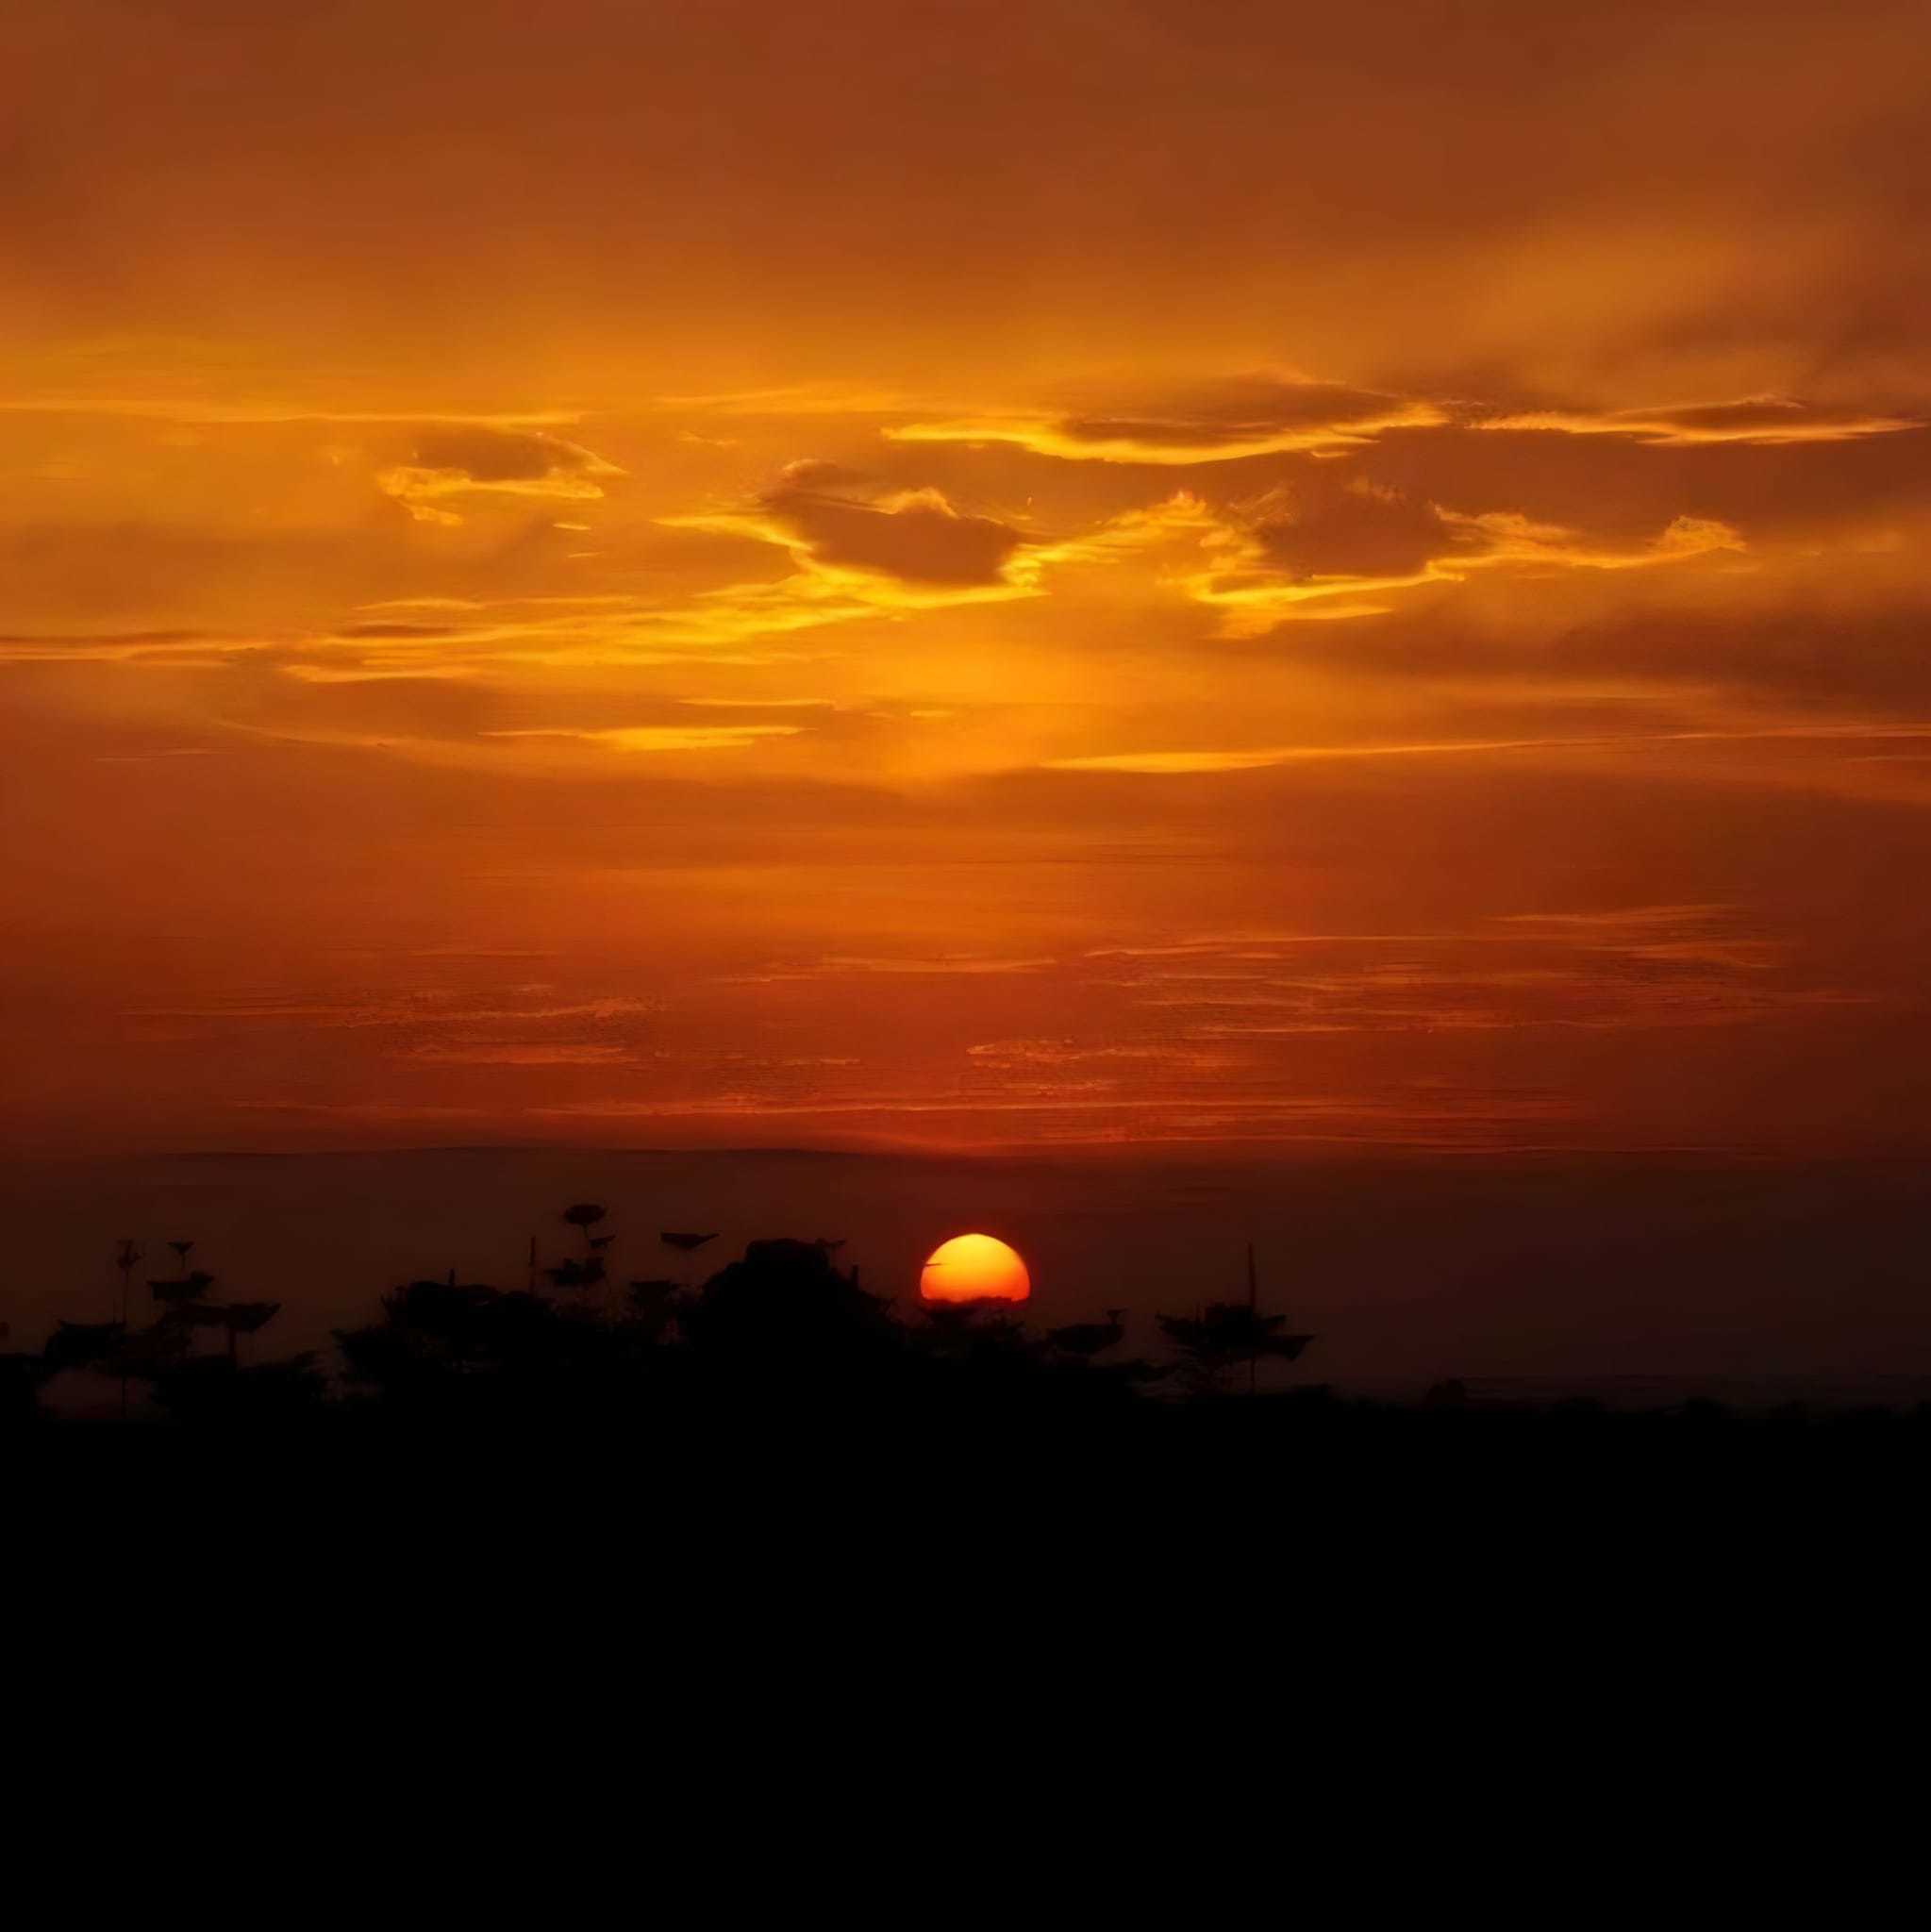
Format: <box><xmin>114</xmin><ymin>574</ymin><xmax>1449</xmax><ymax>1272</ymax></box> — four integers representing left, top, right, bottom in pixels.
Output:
<box><xmin>677</xmin><ymin>696</ymin><xmax>837</xmax><ymax>711</ymax></box>
<box><xmin>1178</xmin><ymin>490</ymin><xmax>1745</xmax><ymax>633</ymax></box>
<box><xmin>667</xmin><ymin>462</ymin><xmax>1029</xmax><ymax>595</ymax></box>
<box><xmin>0</xmin><ymin>400</ymin><xmax>585</xmax><ymax>427</ymax></box>
<box><xmin>523</xmin><ymin>1089</ymin><xmax>1583</xmax><ymax>1150</ymax></box>
<box><xmin>377</xmin><ymin>428</ymin><xmax>623</xmax><ymax>524</ymax></box>
<box><xmin>1042</xmin><ymin>723</ymin><xmax>1931</xmax><ymax>776</ymax></box>
<box><xmin>964</xmin><ymin>1039</ymin><xmax>1200</xmax><ymax>1066</ymax></box>
<box><xmin>0</xmin><ymin>628</ymin><xmax>216</xmax><ymax>661</ymax></box>
<box><xmin>725</xmin><ymin>954</ymin><xmax>1056</xmax><ymax>982</ymax></box>
<box><xmin>400</xmin><ymin>1044</ymin><xmax>636</xmax><ymax>1067</ymax></box>
<box><xmin>1477</xmin><ymin>395</ymin><xmax>1923</xmax><ymax>446</ymax></box>
<box><xmin>819</xmin><ymin>954</ymin><xmax>1054</xmax><ymax>974</ymax></box>
<box><xmin>482</xmin><ymin>724</ymin><xmax>806</xmax><ymax>754</ymax></box>
<box><xmin>1497</xmin><ymin>905</ymin><xmax>1780</xmax><ymax>970</ymax></box>
<box><xmin>755</xmin><ymin>465</ymin><xmax>1025</xmax><ymax>586</ymax></box>
<box><xmin>1079</xmin><ymin>911</ymin><xmax>1858</xmax><ymax>1039</ymax></box>
<box><xmin>888</xmin><ymin>375</ymin><xmax>1444</xmax><ymax>463</ymax></box>
<box><xmin>1233</xmin><ymin>477</ymin><xmax>1449</xmax><ymax>581</ymax></box>
<box><xmin>1049</xmin><ymin>746</ymin><xmax>1328</xmax><ymax>774</ymax></box>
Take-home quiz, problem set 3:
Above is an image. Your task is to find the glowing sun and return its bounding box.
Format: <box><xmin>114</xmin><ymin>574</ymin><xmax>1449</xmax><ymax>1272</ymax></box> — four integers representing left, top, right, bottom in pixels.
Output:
<box><xmin>920</xmin><ymin>1233</ymin><xmax>1031</xmax><ymax>1304</ymax></box>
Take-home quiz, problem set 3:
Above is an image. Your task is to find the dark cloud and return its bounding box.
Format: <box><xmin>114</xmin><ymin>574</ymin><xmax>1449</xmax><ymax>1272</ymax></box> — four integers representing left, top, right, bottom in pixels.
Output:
<box><xmin>1474</xmin><ymin>396</ymin><xmax>1923</xmax><ymax>446</ymax></box>
<box><xmin>755</xmin><ymin>473</ymin><xmax>1024</xmax><ymax>587</ymax></box>
<box><xmin>1266</xmin><ymin>599</ymin><xmax>1931</xmax><ymax>714</ymax></box>
<box><xmin>1058</xmin><ymin>377</ymin><xmax>1424</xmax><ymax>451</ymax></box>
<box><xmin>1232</xmin><ymin>480</ymin><xmax>1446</xmax><ymax>582</ymax></box>
<box><xmin>334</xmin><ymin>622</ymin><xmax>458</xmax><ymax>640</ymax></box>
<box><xmin>379</xmin><ymin>428</ymin><xmax>621</xmax><ymax>522</ymax></box>
<box><xmin>892</xmin><ymin>375</ymin><xmax>1440</xmax><ymax>462</ymax></box>
<box><xmin>406</xmin><ymin>428</ymin><xmax>608</xmax><ymax>484</ymax></box>
<box><xmin>0</xmin><ymin>627</ymin><xmax>207</xmax><ymax>653</ymax></box>
<box><xmin>1313</xmin><ymin>419</ymin><xmax>1931</xmax><ymax>557</ymax></box>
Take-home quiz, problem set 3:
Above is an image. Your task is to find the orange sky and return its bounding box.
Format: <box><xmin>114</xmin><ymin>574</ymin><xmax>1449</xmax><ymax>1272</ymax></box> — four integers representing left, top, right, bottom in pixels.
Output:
<box><xmin>6</xmin><ymin>0</ymin><xmax>1931</xmax><ymax>1158</ymax></box>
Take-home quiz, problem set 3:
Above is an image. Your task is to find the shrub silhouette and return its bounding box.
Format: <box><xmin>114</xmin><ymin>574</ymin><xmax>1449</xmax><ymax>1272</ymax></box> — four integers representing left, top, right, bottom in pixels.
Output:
<box><xmin>625</xmin><ymin>1278</ymin><xmax>680</xmax><ymax>1341</ymax></box>
<box><xmin>1046</xmin><ymin>1307</ymin><xmax>1127</xmax><ymax>1358</ymax></box>
<box><xmin>0</xmin><ymin>1347</ymin><xmax>45</xmax><ymax>1424</ymax></box>
<box><xmin>153</xmin><ymin>1352</ymin><xmax>328</xmax><ymax>1424</ymax></box>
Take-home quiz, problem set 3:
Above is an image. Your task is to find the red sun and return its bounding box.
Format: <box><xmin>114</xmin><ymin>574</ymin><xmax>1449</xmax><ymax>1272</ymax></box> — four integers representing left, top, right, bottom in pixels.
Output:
<box><xmin>920</xmin><ymin>1233</ymin><xmax>1031</xmax><ymax>1304</ymax></box>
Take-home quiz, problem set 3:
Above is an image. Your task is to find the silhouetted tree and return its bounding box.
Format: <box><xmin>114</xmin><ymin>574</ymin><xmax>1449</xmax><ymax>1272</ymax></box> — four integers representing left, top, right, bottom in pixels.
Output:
<box><xmin>915</xmin><ymin>1299</ymin><xmax>1041</xmax><ymax>1368</ymax></box>
<box><xmin>1156</xmin><ymin>1303</ymin><xmax>1314</xmax><ymax>1397</ymax></box>
<box><xmin>113</xmin><ymin>1240</ymin><xmax>141</xmax><ymax>1323</ymax></box>
<box><xmin>546</xmin><ymin>1203</ymin><xmax>614</xmax><ymax>1294</ymax></box>
<box><xmin>335</xmin><ymin>1274</ymin><xmax>670</xmax><ymax>1424</ymax></box>
<box><xmin>678</xmin><ymin>1238</ymin><xmax>898</xmax><ymax>1381</ymax></box>
<box><xmin>1046</xmin><ymin>1307</ymin><xmax>1127</xmax><ymax>1358</ymax></box>
<box><xmin>219</xmin><ymin>1301</ymin><xmax>282</xmax><ymax>1364</ymax></box>
<box><xmin>562</xmin><ymin>1203</ymin><xmax>608</xmax><ymax>1249</ymax></box>
<box><xmin>150</xmin><ymin>1269</ymin><xmax>215</xmax><ymax>1307</ymax></box>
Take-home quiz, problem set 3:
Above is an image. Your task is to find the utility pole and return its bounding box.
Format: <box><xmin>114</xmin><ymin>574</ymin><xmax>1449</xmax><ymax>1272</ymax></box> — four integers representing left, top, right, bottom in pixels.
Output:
<box><xmin>1246</xmin><ymin>1242</ymin><xmax>1258</xmax><ymax>1397</ymax></box>
<box><xmin>114</xmin><ymin>1240</ymin><xmax>141</xmax><ymax>1422</ymax></box>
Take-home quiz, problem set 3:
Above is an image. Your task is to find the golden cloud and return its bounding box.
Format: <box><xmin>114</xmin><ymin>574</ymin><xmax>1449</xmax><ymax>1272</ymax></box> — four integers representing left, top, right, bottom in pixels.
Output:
<box><xmin>888</xmin><ymin>375</ymin><xmax>1445</xmax><ymax>463</ymax></box>
<box><xmin>481</xmin><ymin>724</ymin><xmax>806</xmax><ymax>753</ymax></box>
<box><xmin>377</xmin><ymin>428</ymin><xmax>624</xmax><ymax>524</ymax></box>
<box><xmin>1044</xmin><ymin>722</ymin><xmax>1931</xmax><ymax>776</ymax></box>
<box><xmin>659</xmin><ymin>464</ymin><xmax>1044</xmax><ymax>632</ymax></box>
<box><xmin>1477</xmin><ymin>396</ymin><xmax>1922</xmax><ymax>446</ymax></box>
<box><xmin>1180</xmin><ymin>495</ymin><xmax>1745</xmax><ymax>634</ymax></box>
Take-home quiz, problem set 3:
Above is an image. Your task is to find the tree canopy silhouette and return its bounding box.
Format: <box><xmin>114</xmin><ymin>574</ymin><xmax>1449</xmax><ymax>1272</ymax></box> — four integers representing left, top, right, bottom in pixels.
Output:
<box><xmin>1157</xmin><ymin>1304</ymin><xmax>1315</xmax><ymax>1396</ymax></box>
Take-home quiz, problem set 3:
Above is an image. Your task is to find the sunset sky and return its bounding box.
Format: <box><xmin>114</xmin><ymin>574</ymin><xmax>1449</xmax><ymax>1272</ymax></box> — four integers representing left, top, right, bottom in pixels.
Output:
<box><xmin>7</xmin><ymin>0</ymin><xmax>1931</xmax><ymax>1160</ymax></box>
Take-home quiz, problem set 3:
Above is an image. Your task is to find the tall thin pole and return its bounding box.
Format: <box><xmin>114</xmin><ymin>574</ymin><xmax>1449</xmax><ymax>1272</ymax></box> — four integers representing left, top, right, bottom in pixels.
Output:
<box><xmin>1246</xmin><ymin>1242</ymin><xmax>1258</xmax><ymax>1398</ymax></box>
<box><xmin>114</xmin><ymin>1241</ymin><xmax>141</xmax><ymax>1422</ymax></box>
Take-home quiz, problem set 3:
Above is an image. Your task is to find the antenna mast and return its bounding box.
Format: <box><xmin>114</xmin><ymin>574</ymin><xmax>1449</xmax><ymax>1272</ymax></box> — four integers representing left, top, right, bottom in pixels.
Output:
<box><xmin>1246</xmin><ymin>1242</ymin><xmax>1258</xmax><ymax>1396</ymax></box>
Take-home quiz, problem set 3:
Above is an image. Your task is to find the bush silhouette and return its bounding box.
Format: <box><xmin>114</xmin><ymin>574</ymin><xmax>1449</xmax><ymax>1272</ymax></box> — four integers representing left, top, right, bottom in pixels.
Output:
<box><xmin>153</xmin><ymin>1352</ymin><xmax>328</xmax><ymax>1424</ymax></box>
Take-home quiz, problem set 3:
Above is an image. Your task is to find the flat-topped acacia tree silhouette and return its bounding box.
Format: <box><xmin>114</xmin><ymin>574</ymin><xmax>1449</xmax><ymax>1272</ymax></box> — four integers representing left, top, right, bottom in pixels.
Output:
<box><xmin>1047</xmin><ymin>1307</ymin><xmax>1127</xmax><ymax>1359</ymax></box>
<box><xmin>13</xmin><ymin>1237</ymin><xmax>297</xmax><ymax>1420</ymax></box>
<box><xmin>545</xmin><ymin>1202</ymin><xmax>611</xmax><ymax>1292</ymax></box>
<box><xmin>113</xmin><ymin>1240</ymin><xmax>141</xmax><ymax>1323</ymax></box>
